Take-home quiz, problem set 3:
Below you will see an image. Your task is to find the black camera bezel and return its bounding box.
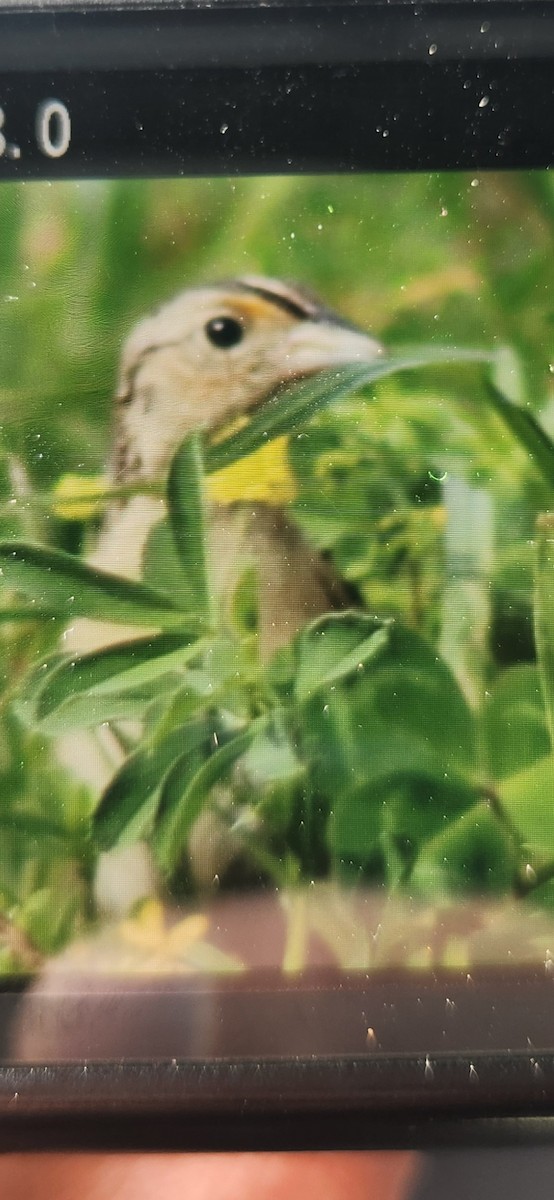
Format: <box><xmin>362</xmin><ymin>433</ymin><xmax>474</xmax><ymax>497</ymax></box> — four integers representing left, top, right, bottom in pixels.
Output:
<box><xmin>2</xmin><ymin>0</ymin><xmax>554</xmax><ymax>1152</ymax></box>
<box><xmin>1</xmin><ymin>1054</ymin><xmax>554</xmax><ymax>1154</ymax></box>
<box><xmin>0</xmin><ymin>0</ymin><xmax>553</xmax><ymax>179</ymax></box>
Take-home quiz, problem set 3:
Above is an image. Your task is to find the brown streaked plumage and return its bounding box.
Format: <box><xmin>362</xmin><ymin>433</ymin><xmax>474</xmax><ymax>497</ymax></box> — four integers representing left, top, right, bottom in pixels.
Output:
<box><xmin>60</xmin><ymin>277</ymin><xmax>383</xmax><ymax>906</ymax></box>
<box><xmin>68</xmin><ymin>276</ymin><xmax>382</xmax><ymax>658</ymax></box>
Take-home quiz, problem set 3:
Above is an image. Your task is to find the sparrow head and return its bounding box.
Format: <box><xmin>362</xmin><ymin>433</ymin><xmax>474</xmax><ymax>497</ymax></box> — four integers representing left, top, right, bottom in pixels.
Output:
<box><xmin>113</xmin><ymin>276</ymin><xmax>384</xmax><ymax>481</ymax></box>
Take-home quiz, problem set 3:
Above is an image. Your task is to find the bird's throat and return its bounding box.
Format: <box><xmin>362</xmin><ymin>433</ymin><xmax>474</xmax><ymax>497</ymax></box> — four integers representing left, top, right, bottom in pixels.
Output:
<box><xmin>207</xmin><ymin>434</ymin><xmax>298</xmax><ymax>507</ymax></box>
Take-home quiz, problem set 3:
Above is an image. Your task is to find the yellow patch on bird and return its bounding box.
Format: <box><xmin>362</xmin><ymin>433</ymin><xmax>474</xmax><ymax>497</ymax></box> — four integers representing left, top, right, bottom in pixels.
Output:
<box><xmin>207</xmin><ymin>435</ymin><xmax>298</xmax><ymax>506</ymax></box>
<box><xmin>52</xmin><ymin>473</ymin><xmax>110</xmax><ymax>520</ymax></box>
<box><xmin>53</xmin><ymin>427</ymin><xmax>298</xmax><ymax>520</ymax></box>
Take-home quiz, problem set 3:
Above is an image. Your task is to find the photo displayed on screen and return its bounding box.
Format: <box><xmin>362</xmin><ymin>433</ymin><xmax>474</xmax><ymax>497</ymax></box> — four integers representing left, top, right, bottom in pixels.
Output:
<box><xmin>0</xmin><ymin>171</ymin><xmax>554</xmax><ymax>1059</ymax></box>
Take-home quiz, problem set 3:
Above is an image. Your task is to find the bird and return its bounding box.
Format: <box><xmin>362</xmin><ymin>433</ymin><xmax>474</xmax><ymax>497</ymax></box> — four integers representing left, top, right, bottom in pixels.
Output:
<box><xmin>59</xmin><ymin>276</ymin><xmax>384</xmax><ymax>907</ymax></box>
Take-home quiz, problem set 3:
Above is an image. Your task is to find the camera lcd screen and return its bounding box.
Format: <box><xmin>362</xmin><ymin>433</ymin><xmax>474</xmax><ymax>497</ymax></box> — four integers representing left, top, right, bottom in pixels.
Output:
<box><xmin>1</xmin><ymin>169</ymin><xmax>554</xmax><ymax>1068</ymax></box>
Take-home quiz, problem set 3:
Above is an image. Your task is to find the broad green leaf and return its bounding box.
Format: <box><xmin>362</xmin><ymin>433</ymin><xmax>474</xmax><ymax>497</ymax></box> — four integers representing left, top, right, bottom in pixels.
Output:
<box><xmin>167</xmin><ymin>433</ymin><xmax>212</xmax><ymax>620</ymax></box>
<box><xmin>328</xmin><ymin>787</ymin><xmax>385</xmax><ymax>865</ymax></box>
<box><xmin>329</xmin><ymin>734</ymin><xmax>476</xmax><ymax>867</ymax></box>
<box><xmin>165</xmin><ymin>716</ymin><xmax>301</xmax><ymax>863</ymax></box>
<box><xmin>498</xmin><ymin>754</ymin><xmax>554</xmax><ymax>858</ymax></box>
<box><xmin>302</xmin><ymin>623</ymin><xmax>476</xmax><ymax>802</ymax></box>
<box><xmin>0</xmin><ymin>542</ymin><xmax>192</xmax><ymax>628</ymax></box>
<box><xmin>230</xmin><ymin>565</ymin><xmax>260</xmax><ymax>640</ymax></box>
<box><xmin>19</xmin><ymin>884</ymin><xmax>84</xmax><ymax>957</ymax></box>
<box><xmin>93</xmin><ymin>718</ymin><xmax>210</xmax><ymax>851</ymax></box>
<box><xmin>15</xmin><ymin>653</ymin><xmax>68</xmax><ymax>729</ymax></box>
<box><xmin>20</xmin><ymin>632</ymin><xmax>204</xmax><ymax>734</ymax></box>
<box><xmin>0</xmin><ymin>801</ymin><xmax>91</xmax><ymax>959</ymax></box>
<box><xmin>534</xmin><ymin>514</ymin><xmax>554</xmax><ymax>743</ymax></box>
<box><xmin>152</xmin><ymin>721</ymin><xmax>262</xmax><ymax>868</ymax></box>
<box><xmin>205</xmin><ymin>350</ymin><xmax>494</xmax><ymax>473</ymax></box>
<box><xmin>31</xmin><ymin>686</ymin><xmax>169</xmax><ymax>735</ymax></box>
<box><xmin>240</xmin><ymin>720</ymin><xmax>304</xmax><ymax>788</ymax></box>
<box><xmin>152</xmin><ymin>744</ymin><xmax>210</xmax><ymax>874</ymax></box>
<box><xmin>522</xmin><ymin>878</ymin><xmax>554</xmax><ymax>912</ymax></box>
<box><xmin>486</xmin><ymin>384</ymin><xmax>554</xmax><ymax>490</ymax></box>
<box><xmin>482</xmin><ymin>664</ymin><xmax>550</xmax><ymax>780</ymax></box>
<box><xmin>410</xmin><ymin>800</ymin><xmax>518</xmax><ymax>897</ymax></box>
<box><xmin>151</xmin><ymin>639</ymin><xmax>244</xmax><ymax>739</ymax></box>
<box><xmin>293</xmin><ymin>611</ymin><xmax>389</xmax><ymax>703</ymax></box>
<box><xmin>0</xmin><ymin>607</ymin><xmax>63</xmax><ymax>622</ymax></box>
<box><xmin>381</xmin><ymin>772</ymin><xmax>482</xmax><ymax>855</ymax></box>
<box><xmin>142</xmin><ymin>519</ymin><xmax>194</xmax><ymax>610</ymax></box>
<box><xmin>76</xmin><ymin>638</ymin><xmax>204</xmax><ymax>699</ymax></box>
<box><xmin>0</xmin><ymin>811</ymin><xmax>74</xmax><ymax>845</ymax></box>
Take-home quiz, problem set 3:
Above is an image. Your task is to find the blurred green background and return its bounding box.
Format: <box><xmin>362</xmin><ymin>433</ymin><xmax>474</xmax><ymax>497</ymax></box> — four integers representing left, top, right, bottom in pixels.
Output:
<box><xmin>0</xmin><ymin>170</ymin><xmax>554</xmax><ymax>969</ymax></box>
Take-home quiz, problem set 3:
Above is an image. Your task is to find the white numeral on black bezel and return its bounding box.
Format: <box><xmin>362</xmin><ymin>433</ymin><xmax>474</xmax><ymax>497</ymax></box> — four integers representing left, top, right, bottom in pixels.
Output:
<box><xmin>35</xmin><ymin>100</ymin><xmax>71</xmax><ymax>159</ymax></box>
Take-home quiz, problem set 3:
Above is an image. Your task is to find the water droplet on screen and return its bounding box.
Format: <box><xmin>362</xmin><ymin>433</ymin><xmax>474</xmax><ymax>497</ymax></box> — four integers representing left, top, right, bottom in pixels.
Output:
<box><xmin>478</xmin><ymin>96</ymin><xmax>490</xmax><ymax>108</ymax></box>
<box><xmin>424</xmin><ymin>1055</ymin><xmax>434</xmax><ymax>1081</ymax></box>
<box><xmin>428</xmin><ymin>43</ymin><xmax>437</xmax><ymax>55</ymax></box>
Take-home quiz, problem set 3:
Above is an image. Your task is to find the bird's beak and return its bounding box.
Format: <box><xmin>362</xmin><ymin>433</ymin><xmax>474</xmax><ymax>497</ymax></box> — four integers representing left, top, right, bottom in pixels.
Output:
<box><xmin>280</xmin><ymin>318</ymin><xmax>384</xmax><ymax>378</ymax></box>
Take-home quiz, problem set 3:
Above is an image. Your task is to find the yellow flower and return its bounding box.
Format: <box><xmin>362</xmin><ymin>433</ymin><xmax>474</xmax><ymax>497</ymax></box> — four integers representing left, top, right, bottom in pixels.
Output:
<box><xmin>116</xmin><ymin>898</ymin><xmax>244</xmax><ymax>975</ymax></box>
<box><xmin>119</xmin><ymin>899</ymin><xmax>209</xmax><ymax>957</ymax></box>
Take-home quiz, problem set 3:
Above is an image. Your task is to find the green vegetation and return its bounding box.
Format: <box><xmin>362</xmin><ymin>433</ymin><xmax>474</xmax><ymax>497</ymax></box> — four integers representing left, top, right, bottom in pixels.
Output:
<box><xmin>0</xmin><ymin>171</ymin><xmax>554</xmax><ymax>970</ymax></box>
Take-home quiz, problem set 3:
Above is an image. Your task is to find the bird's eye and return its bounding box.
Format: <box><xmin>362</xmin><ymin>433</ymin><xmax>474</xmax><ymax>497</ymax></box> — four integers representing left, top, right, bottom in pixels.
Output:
<box><xmin>205</xmin><ymin>316</ymin><xmax>244</xmax><ymax>349</ymax></box>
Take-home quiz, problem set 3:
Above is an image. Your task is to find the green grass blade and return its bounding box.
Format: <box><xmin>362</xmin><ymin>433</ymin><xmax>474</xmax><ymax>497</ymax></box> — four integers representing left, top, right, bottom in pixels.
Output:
<box><xmin>154</xmin><ymin>720</ymin><xmax>263</xmax><ymax>865</ymax></box>
<box><xmin>534</xmin><ymin>514</ymin><xmax>554</xmax><ymax>744</ymax></box>
<box><xmin>0</xmin><ymin>542</ymin><xmax>193</xmax><ymax>628</ymax></box>
<box><xmin>26</xmin><ymin>632</ymin><xmax>203</xmax><ymax>733</ymax></box>
<box><xmin>205</xmin><ymin>349</ymin><xmax>495</xmax><ymax>473</ymax></box>
<box><xmin>167</xmin><ymin>433</ymin><xmax>211</xmax><ymax>620</ymax></box>
<box><xmin>0</xmin><ymin>607</ymin><xmax>63</xmax><ymax>622</ymax></box>
<box><xmin>486</xmin><ymin>382</ymin><xmax>554</xmax><ymax>489</ymax></box>
<box><xmin>94</xmin><ymin>719</ymin><xmax>210</xmax><ymax>851</ymax></box>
